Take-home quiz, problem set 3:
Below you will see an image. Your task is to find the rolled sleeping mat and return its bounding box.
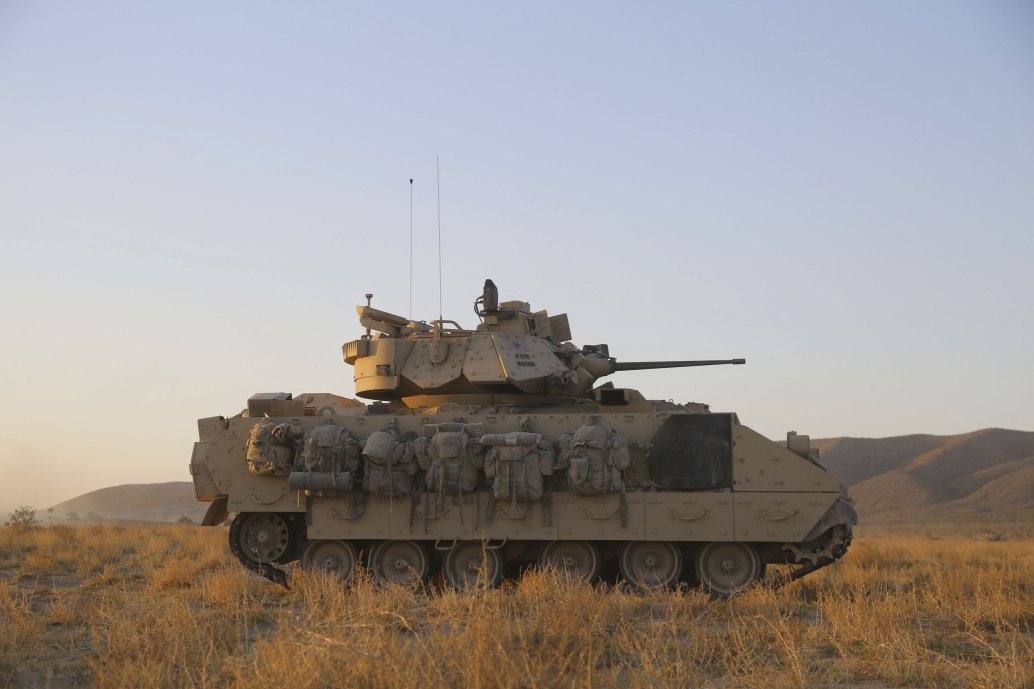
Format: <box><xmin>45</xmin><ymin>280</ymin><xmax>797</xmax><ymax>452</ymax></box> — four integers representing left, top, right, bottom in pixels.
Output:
<box><xmin>479</xmin><ymin>432</ymin><xmax>543</xmax><ymax>447</ymax></box>
<box><xmin>288</xmin><ymin>471</ymin><xmax>354</xmax><ymax>492</ymax></box>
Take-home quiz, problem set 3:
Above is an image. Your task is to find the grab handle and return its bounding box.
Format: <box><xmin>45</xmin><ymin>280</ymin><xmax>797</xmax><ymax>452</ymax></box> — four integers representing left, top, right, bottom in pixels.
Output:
<box><xmin>250</xmin><ymin>489</ymin><xmax>285</xmax><ymax>505</ymax></box>
<box><xmin>761</xmin><ymin>510</ymin><xmax>798</xmax><ymax>521</ymax></box>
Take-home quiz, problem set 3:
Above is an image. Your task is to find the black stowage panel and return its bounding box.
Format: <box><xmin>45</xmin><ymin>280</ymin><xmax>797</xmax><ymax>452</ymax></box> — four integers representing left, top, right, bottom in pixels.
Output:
<box><xmin>648</xmin><ymin>414</ymin><xmax>733</xmax><ymax>491</ymax></box>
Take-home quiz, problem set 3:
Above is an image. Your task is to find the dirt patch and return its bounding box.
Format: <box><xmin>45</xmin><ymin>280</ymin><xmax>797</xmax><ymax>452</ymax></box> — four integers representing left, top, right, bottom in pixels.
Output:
<box><xmin>9</xmin><ymin>666</ymin><xmax>92</xmax><ymax>689</ymax></box>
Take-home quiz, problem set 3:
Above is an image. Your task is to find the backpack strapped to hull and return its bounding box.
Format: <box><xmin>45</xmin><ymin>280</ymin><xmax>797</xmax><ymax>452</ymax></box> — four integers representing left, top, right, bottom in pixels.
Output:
<box><xmin>557</xmin><ymin>421</ymin><xmax>631</xmax><ymax>495</ymax></box>
<box><xmin>415</xmin><ymin>423</ymin><xmax>486</xmax><ymax>495</ymax></box>
<box><xmin>362</xmin><ymin>428</ymin><xmax>419</xmax><ymax>497</ymax></box>
<box><xmin>299</xmin><ymin>422</ymin><xmax>361</xmax><ymax>474</ymax></box>
<box><xmin>415</xmin><ymin>423</ymin><xmax>486</xmax><ymax>527</ymax></box>
<box><xmin>287</xmin><ymin>422</ymin><xmax>362</xmax><ymax>497</ymax></box>
<box><xmin>246</xmin><ymin>419</ymin><xmax>302</xmax><ymax>476</ymax></box>
<box><xmin>481</xmin><ymin>432</ymin><xmax>556</xmax><ymax>508</ymax></box>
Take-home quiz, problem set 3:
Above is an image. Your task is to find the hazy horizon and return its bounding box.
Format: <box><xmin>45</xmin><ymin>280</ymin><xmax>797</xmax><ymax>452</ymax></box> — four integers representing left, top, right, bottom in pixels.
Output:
<box><xmin>2</xmin><ymin>2</ymin><xmax>1032</xmax><ymax>513</ymax></box>
<box><xmin>6</xmin><ymin>425</ymin><xmax>1032</xmax><ymax>518</ymax></box>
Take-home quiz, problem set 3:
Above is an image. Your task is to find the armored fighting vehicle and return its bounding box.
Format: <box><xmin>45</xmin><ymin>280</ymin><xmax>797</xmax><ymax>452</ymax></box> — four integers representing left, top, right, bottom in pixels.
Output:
<box><xmin>190</xmin><ymin>280</ymin><xmax>855</xmax><ymax>595</ymax></box>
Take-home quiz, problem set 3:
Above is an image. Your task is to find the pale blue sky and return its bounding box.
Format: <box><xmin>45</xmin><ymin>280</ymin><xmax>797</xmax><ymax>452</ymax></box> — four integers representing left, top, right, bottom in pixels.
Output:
<box><xmin>1</xmin><ymin>2</ymin><xmax>1032</xmax><ymax>511</ymax></box>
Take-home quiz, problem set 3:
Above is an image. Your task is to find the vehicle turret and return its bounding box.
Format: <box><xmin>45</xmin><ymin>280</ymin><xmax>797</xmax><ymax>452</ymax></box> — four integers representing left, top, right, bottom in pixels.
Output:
<box><xmin>343</xmin><ymin>279</ymin><xmax>745</xmax><ymax>408</ymax></box>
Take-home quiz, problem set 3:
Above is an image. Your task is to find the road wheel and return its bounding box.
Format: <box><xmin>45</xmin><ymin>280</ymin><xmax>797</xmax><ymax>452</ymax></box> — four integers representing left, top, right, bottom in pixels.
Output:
<box><xmin>619</xmin><ymin>541</ymin><xmax>682</xmax><ymax>592</ymax></box>
<box><xmin>442</xmin><ymin>541</ymin><xmax>504</xmax><ymax>591</ymax></box>
<box><xmin>541</xmin><ymin>541</ymin><xmax>601</xmax><ymax>582</ymax></box>
<box><xmin>301</xmin><ymin>540</ymin><xmax>358</xmax><ymax>584</ymax></box>
<box><xmin>695</xmin><ymin>542</ymin><xmax>761</xmax><ymax>597</ymax></box>
<box><xmin>369</xmin><ymin>540</ymin><xmax>430</xmax><ymax>586</ymax></box>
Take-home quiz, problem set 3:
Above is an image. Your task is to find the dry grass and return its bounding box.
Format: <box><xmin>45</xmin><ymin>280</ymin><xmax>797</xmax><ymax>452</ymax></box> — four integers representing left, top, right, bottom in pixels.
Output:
<box><xmin>1</xmin><ymin>525</ymin><xmax>1031</xmax><ymax>689</ymax></box>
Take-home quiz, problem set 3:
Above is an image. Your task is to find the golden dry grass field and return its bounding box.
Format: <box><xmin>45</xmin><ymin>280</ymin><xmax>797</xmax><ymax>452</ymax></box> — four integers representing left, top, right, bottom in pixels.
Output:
<box><xmin>1</xmin><ymin>524</ymin><xmax>1031</xmax><ymax>689</ymax></box>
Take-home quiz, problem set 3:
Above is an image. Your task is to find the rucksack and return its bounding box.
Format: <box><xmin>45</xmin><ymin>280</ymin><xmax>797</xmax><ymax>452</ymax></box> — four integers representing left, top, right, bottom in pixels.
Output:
<box><xmin>298</xmin><ymin>423</ymin><xmax>361</xmax><ymax>474</ymax></box>
<box><xmin>482</xmin><ymin>432</ymin><xmax>555</xmax><ymax>506</ymax></box>
<box><xmin>246</xmin><ymin>419</ymin><xmax>302</xmax><ymax>476</ymax></box>
<box><xmin>362</xmin><ymin>429</ymin><xmax>418</xmax><ymax>497</ymax></box>
<box><xmin>416</xmin><ymin>423</ymin><xmax>485</xmax><ymax>495</ymax></box>
<box><xmin>557</xmin><ymin>421</ymin><xmax>630</xmax><ymax>495</ymax></box>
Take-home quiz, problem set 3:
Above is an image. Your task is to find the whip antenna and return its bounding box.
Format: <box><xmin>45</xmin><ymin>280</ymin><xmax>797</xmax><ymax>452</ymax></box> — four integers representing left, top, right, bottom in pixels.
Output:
<box><xmin>436</xmin><ymin>156</ymin><xmax>443</xmax><ymax>322</ymax></box>
<box><xmin>409</xmin><ymin>178</ymin><xmax>414</xmax><ymax>320</ymax></box>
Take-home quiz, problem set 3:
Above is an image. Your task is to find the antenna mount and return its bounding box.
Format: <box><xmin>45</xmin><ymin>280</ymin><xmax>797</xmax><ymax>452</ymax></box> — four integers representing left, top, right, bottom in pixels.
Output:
<box><xmin>482</xmin><ymin>279</ymin><xmax>499</xmax><ymax>313</ymax></box>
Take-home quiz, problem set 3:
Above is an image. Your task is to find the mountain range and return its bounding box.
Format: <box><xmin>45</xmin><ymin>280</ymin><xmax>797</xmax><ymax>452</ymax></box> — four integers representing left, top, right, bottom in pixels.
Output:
<box><xmin>815</xmin><ymin>427</ymin><xmax>1034</xmax><ymax>518</ymax></box>
<box><xmin>47</xmin><ymin>482</ymin><xmax>209</xmax><ymax>524</ymax></box>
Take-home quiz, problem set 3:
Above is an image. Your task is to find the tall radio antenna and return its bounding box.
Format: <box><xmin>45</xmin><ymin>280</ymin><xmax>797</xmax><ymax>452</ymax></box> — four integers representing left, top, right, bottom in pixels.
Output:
<box><xmin>408</xmin><ymin>177</ymin><xmax>414</xmax><ymax>320</ymax></box>
<box><xmin>436</xmin><ymin>155</ymin><xmax>443</xmax><ymax>322</ymax></box>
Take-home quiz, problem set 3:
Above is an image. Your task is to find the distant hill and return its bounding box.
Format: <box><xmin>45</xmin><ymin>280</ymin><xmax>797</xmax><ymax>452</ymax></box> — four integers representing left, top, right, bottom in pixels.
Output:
<box><xmin>41</xmin><ymin>429</ymin><xmax>1034</xmax><ymax>525</ymax></box>
<box><xmin>49</xmin><ymin>482</ymin><xmax>208</xmax><ymax>524</ymax></box>
<box><xmin>814</xmin><ymin>428</ymin><xmax>1034</xmax><ymax>517</ymax></box>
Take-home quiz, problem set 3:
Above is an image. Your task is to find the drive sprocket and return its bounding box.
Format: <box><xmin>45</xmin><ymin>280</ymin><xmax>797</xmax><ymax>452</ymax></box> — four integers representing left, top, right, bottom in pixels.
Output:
<box><xmin>783</xmin><ymin>523</ymin><xmax>852</xmax><ymax>567</ymax></box>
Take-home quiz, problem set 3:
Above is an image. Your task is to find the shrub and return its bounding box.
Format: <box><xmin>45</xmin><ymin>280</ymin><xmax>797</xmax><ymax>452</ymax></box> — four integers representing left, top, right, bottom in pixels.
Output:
<box><xmin>5</xmin><ymin>506</ymin><xmax>38</xmax><ymax>530</ymax></box>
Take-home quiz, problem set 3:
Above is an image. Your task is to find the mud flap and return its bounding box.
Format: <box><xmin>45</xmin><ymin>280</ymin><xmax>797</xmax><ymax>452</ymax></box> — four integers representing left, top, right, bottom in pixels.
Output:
<box><xmin>201</xmin><ymin>496</ymin><xmax>229</xmax><ymax>526</ymax></box>
<box><xmin>801</xmin><ymin>497</ymin><xmax>857</xmax><ymax>543</ymax></box>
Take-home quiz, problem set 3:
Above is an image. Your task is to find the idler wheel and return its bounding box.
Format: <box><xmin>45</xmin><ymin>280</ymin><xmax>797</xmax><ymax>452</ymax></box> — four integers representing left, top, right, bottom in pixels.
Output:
<box><xmin>369</xmin><ymin>540</ymin><xmax>430</xmax><ymax>587</ymax></box>
<box><xmin>301</xmin><ymin>540</ymin><xmax>358</xmax><ymax>584</ymax></box>
<box><xmin>541</xmin><ymin>541</ymin><xmax>601</xmax><ymax>582</ymax></box>
<box><xmin>619</xmin><ymin>541</ymin><xmax>682</xmax><ymax>592</ymax></box>
<box><xmin>442</xmin><ymin>541</ymin><xmax>504</xmax><ymax>591</ymax></box>
<box><xmin>695</xmin><ymin>542</ymin><xmax>761</xmax><ymax>597</ymax></box>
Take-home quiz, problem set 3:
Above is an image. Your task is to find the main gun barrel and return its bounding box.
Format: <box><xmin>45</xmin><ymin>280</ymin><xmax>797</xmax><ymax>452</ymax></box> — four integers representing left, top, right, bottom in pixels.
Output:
<box><xmin>611</xmin><ymin>358</ymin><xmax>746</xmax><ymax>372</ymax></box>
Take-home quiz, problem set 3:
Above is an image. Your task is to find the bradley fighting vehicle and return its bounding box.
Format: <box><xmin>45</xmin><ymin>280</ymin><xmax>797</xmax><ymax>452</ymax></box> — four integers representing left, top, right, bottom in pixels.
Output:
<box><xmin>190</xmin><ymin>280</ymin><xmax>855</xmax><ymax>595</ymax></box>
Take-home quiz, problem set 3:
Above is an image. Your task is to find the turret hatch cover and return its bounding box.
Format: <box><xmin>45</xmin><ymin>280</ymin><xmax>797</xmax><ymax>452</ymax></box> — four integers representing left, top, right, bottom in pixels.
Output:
<box><xmin>400</xmin><ymin>337</ymin><xmax>469</xmax><ymax>390</ymax></box>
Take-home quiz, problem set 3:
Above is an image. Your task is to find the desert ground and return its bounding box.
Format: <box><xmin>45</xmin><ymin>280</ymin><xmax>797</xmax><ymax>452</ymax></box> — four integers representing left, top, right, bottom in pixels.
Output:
<box><xmin>1</xmin><ymin>522</ymin><xmax>1031</xmax><ymax>689</ymax></box>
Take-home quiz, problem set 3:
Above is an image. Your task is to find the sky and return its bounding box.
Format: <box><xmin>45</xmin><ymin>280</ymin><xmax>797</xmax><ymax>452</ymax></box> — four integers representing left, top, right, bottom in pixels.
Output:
<box><xmin>1</xmin><ymin>2</ymin><xmax>1032</xmax><ymax>513</ymax></box>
